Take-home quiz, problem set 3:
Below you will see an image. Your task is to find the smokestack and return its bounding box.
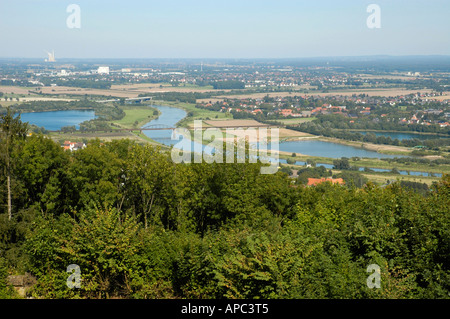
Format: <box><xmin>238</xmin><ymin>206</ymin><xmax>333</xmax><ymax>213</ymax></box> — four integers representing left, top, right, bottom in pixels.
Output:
<box><xmin>45</xmin><ymin>50</ymin><xmax>56</xmax><ymax>62</ymax></box>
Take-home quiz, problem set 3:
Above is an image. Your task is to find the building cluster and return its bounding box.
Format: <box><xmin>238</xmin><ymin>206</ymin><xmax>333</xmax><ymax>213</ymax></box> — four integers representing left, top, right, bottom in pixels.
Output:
<box><xmin>398</xmin><ymin>112</ymin><xmax>450</xmax><ymax>127</ymax></box>
<box><xmin>1</xmin><ymin>58</ymin><xmax>450</xmax><ymax>101</ymax></box>
<box><xmin>1</xmin><ymin>59</ymin><xmax>449</xmax><ymax>127</ymax></box>
<box><xmin>62</xmin><ymin>140</ymin><xmax>86</xmax><ymax>151</ymax></box>
<box><xmin>198</xmin><ymin>91</ymin><xmax>449</xmax><ymax>127</ymax></box>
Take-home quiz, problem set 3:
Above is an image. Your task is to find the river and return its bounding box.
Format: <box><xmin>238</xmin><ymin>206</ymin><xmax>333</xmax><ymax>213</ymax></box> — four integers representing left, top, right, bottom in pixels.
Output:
<box><xmin>142</xmin><ymin>105</ymin><xmax>442</xmax><ymax>178</ymax></box>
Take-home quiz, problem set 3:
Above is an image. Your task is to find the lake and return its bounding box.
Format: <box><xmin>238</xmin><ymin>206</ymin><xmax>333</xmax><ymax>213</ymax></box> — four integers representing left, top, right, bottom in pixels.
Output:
<box><xmin>357</xmin><ymin>131</ymin><xmax>448</xmax><ymax>141</ymax></box>
<box><xmin>20</xmin><ymin>110</ymin><xmax>97</xmax><ymax>131</ymax></box>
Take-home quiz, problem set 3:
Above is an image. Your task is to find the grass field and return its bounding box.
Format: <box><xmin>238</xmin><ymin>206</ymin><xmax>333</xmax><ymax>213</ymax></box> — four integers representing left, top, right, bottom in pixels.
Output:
<box><xmin>159</xmin><ymin>101</ymin><xmax>233</xmax><ymax>127</ymax></box>
<box><xmin>277</xmin><ymin>149</ymin><xmax>450</xmax><ymax>176</ymax></box>
<box><xmin>48</xmin><ymin>131</ymin><xmax>141</xmax><ymax>144</ymax></box>
<box><xmin>281</xmin><ymin>159</ymin><xmax>442</xmax><ymax>186</ymax></box>
<box><xmin>275</xmin><ymin>117</ymin><xmax>316</xmax><ymax>125</ymax></box>
<box><xmin>282</xmin><ymin>159</ymin><xmax>442</xmax><ymax>186</ymax></box>
<box><xmin>1</xmin><ymin>101</ymin><xmax>25</xmax><ymax>108</ymax></box>
<box><xmin>360</xmin><ymin>173</ymin><xmax>440</xmax><ymax>186</ymax></box>
<box><xmin>113</xmin><ymin>105</ymin><xmax>160</xmax><ymax>128</ymax></box>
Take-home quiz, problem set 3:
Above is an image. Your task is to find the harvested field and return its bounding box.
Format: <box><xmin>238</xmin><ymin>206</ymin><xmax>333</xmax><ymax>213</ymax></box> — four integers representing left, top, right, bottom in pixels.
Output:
<box><xmin>19</xmin><ymin>97</ymin><xmax>76</xmax><ymax>102</ymax></box>
<box><xmin>421</xmin><ymin>93</ymin><xmax>450</xmax><ymax>101</ymax></box>
<box><xmin>40</xmin><ymin>86</ymin><xmax>142</xmax><ymax>98</ymax></box>
<box><xmin>276</xmin><ymin>117</ymin><xmax>316</xmax><ymax>125</ymax></box>
<box><xmin>278</xmin><ymin>128</ymin><xmax>314</xmax><ymax>138</ymax></box>
<box><xmin>0</xmin><ymin>85</ymin><xmax>144</xmax><ymax>98</ymax></box>
<box><xmin>202</xmin><ymin>120</ymin><xmax>310</xmax><ymax>139</ymax></box>
<box><xmin>111</xmin><ymin>83</ymin><xmax>218</xmax><ymax>93</ymax></box>
<box><xmin>0</xmin><ymin>86</ymin><xmax>33</xmax><ymax>95</ymax></box>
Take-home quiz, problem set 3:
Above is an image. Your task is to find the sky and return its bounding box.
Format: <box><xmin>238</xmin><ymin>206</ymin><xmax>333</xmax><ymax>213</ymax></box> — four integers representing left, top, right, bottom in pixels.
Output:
<box><xmin>0</xmin><ymin>0</ymin><xmax>449</xmax><ymax>59</ymax></box>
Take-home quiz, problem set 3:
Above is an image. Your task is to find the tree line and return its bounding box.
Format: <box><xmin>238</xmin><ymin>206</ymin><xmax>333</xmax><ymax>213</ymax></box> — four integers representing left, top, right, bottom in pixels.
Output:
<box><xmin>303</xmin><ymin>113</ymin><xmax>450</xmax><ymax>135</ymax></box>
<box><xmin>39</xmin><ymin>78</ymin><xmax>111</xmax><ymax>90</ymax></box>
<box><xmin>0</xmin><ymin>109</ymin><xmax>449</xmax><ymax>299</ymax></box>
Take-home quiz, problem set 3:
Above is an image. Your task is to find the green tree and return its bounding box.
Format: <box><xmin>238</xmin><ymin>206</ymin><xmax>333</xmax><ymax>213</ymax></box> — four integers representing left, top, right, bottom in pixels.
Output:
<box><xmin>24</xmin><ymin>213</ymin><xmax>75</xmax><ymax>298</ymax></box>
<box><xmin>127</xmin><ymin>144</ymin><xmax>174</xmax><ymax>229</ymax></box>
<box><xmin>68</xmin><ymin>139</ymin><xmax>126</xmax><ymax>211</ymax></box>
<box><xmin>61</xmin><ymin>125</ymin><xmax>76</xmax><ymax>133</ymax></box>
<box><xmin>338</xmin><ymin>171</ymin><xmax>369</xmax><ymax>188</ymax></box>
<box><xmin>333</xmin><ymin>157</ymin><xmax>350</xmax><ymax>170</ymax></box>
<box><xmin>61</xmin><ymin>207</ymin><xmax>143</xmax><ymax>298</ymax></box>
<box><xmin>0</xmin><ymin>108</ymin><xmax>28</xmax><ymax>220</ymax></box>
<box><xmin>14</xmin><ymin>134</ymin><xmax>71</xmax><ymax>215</ymax></box>
<box><xmin>286</xmin><ymin>157</ymin><xmax>296</xmax><ymax>165</ymax></box>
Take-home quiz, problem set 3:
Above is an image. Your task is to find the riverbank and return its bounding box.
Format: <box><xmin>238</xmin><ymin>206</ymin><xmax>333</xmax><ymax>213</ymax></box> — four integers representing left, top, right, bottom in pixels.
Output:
<box><xmin>318</xmin><ymin>136</ymin><xmax>414</xmax><ymax>156</ymax></box>
<box><xmin>277</xmin><ymin>133</ymin><xmax>450</xmax><ymax>176</ymax></box>
<box><xmin>278</xmin><ymin>149</ymin><xmax>449</xmax><ymax>174</ymax></box>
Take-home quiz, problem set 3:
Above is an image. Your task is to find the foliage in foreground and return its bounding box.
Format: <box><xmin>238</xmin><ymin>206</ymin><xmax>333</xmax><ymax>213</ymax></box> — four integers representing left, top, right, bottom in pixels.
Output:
<box><xmin>0</xmin><ymin>129</ymin><xmax>449</xmax><ymax>299</ymax></box>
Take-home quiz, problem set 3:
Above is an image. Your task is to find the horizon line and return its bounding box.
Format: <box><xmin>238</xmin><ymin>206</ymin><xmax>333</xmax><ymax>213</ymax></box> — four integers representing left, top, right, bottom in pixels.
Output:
<box><xmin>1</xmin><ymin>54</ymin><xmax>450</xmax><ymax>61</ymax></box>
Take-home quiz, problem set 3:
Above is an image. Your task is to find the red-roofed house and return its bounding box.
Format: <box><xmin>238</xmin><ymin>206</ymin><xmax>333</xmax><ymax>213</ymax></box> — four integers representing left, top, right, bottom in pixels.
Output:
<box><xmin>63</xmin><ymin>141</ymin><xmax>75</xmax><ymax>151</ymax></box>
<box><xmin>280</xmin><ymin>109</ymin><xmax>293</xmax><ymax>117</ymax></box>
<box><xmin>62</xmin><ymin>141</ymin><xmax>86</xmax><ymax>152</ymax></box>
<box><xmin>410</xmin><ymin>114</ymin><xmax>419</xmax><ymax>124</ymax></box>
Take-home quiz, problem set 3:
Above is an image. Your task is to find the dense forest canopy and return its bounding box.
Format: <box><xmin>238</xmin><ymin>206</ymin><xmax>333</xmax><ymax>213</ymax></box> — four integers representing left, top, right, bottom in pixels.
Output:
<box><xmin>0</xmin><ymin>111</ymin><xmax>449</xmax><ymax>299</ymax></box>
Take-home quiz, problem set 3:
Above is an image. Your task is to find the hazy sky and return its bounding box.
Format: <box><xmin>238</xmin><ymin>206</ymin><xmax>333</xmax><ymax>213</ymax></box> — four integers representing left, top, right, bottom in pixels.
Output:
<box><xmin>0</xmin><ymin>0</ymin><xmax>449</xmax><ymax>59</ymax></box>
